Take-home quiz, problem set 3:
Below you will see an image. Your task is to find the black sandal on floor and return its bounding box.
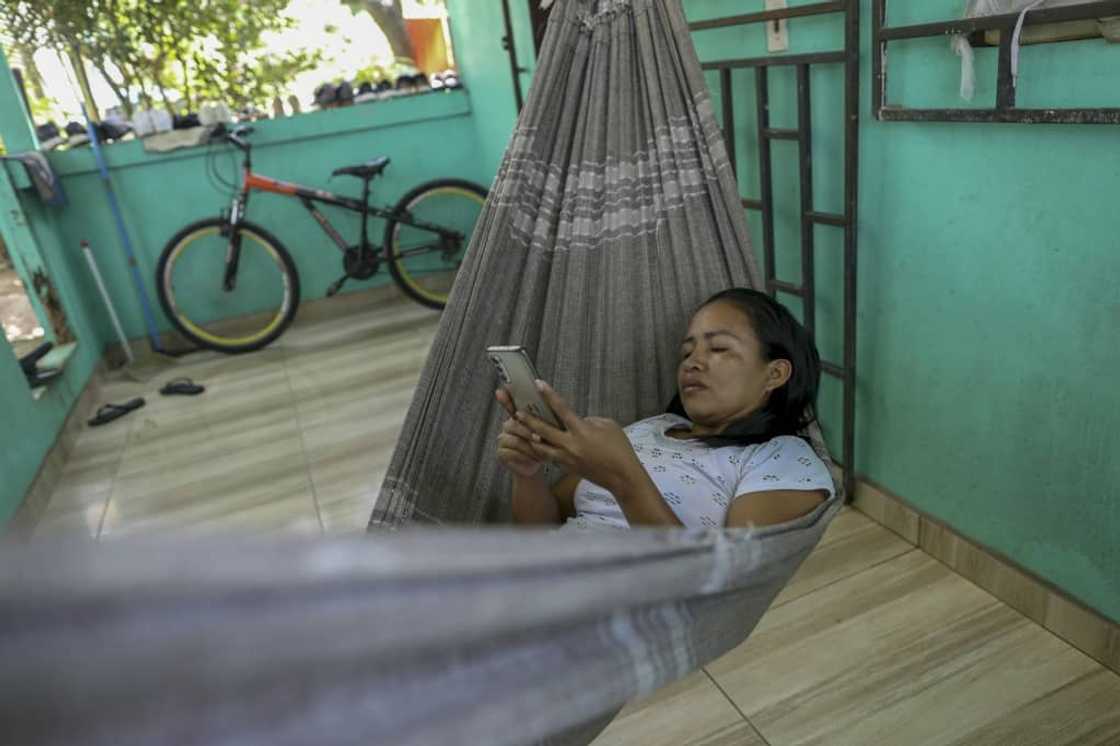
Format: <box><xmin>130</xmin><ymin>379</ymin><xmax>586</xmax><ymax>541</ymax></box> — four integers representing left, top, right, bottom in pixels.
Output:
<box><xmin>159</xmin><ymin>378</ymin><xmax>205</xmax><ymax>396</ymax></box>
<box><xmin>87</xmin><ymin>398</ymin><xmax>145</xmax><ymax>427</ymax></box>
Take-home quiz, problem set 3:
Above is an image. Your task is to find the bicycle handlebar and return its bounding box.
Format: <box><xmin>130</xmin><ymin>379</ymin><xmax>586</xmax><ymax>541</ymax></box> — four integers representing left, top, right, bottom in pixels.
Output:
<box><xmin>226</xmin><ymin>125</ymin><xmax>255</xmax><ymax>150</ymax></box>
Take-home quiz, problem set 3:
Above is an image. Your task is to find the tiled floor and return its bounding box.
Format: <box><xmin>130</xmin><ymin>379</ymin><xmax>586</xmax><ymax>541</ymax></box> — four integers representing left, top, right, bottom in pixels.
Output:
<box><xmin>36</xmin><ymin>294</ymin><xmax>438</xmax><ymax>540</ymax></box>
<box><xmin>34</xmin><ymin>295</ymin><xmax>1120</xmax><ymax>745</ymax></box>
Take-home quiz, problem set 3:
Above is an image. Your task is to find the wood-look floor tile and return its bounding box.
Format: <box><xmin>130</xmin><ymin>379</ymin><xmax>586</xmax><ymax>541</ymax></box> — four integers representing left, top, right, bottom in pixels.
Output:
<box><xmin>296</xmin><ymin>381</ymin><xmax>417</xmax><ymax>452</ymax></box>
<box><xmin>284</xmin><ymin>333</ymin><xmax>433</xmax><ymax>409</ymax></box>
<box><xmin>32</xmin><ymin>498</ymin><xmax>108</xmax><ymax>540</ymax></box>
<box><xmin>814</xmin><ymin>507</ymin><xmax>866</xmax><ymax>548</ymax></box>
<box><xmin>280</xmin><ymin>284</ymin><xmax>405</xmax><ymax>327</ymax></box>
<box><xmin>770</xmin><ymin>511</ymin><xmax>914</xmax><ymax>607</ymax></box>
<box><xmin>592</xmin><ymin>670</ymin><xmax>763</xmax><ymax>746</ymax></box>
<box><xmin>316</xmin><ymin>496</ymin><xmax>376</xmax><ymax>534</ymax></box>
<box><xmin>116</xmin><ymin>362</ymin><xmax>299</xmax><ymax>478</ymax></box>
<box><xmin>279</xmin><ymin>300</ymin><xmax>437</xmax><ymax>368</ymax></box>
<box><xmin>102</xmin><ymin>434</ymin><xmax>319</xmax><ymax>538</ymax></box>
<box><xmin>44</xmin><ymin>425</ymin><xmax>129</xmax><ymax>514</ymax></box>
<box><xmin>306</xmin><ymin>417</ymin><xmax>405</xmax><ymax>534</ymax></box>
<box><xmin>311</xmin><ymin>459</ymin><xmax>388</xmax><ymax>535</ymax></box>
<box><xmin>708</xmin><ymin>550</ymin><xmax>1103</xmax><ymax>746</ymax></box>
<box><xmin>276</xmin><ymin>296</ymin><xmax>409</xmax><ymax>346</ymax></box>
<box><xmin>296</xmin><ymin>338</ymin><xmax>421</xmax><ymax>533</ymax></box>
<box><xmin>97</xmin><ymin>346</ymin><xmax>286</xmax><ymax>403</ymax></box>
<box><xmin>947</xmin><ymin>667</ymin><xmax>1120</xmax><ymax>745</ymax></box>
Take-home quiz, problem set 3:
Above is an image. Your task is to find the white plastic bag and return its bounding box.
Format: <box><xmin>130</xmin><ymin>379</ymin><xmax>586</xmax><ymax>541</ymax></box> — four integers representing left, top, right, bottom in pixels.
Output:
<box><xmin>199</xmin><ymin>103</ymin><xmax>234</xmax><ymax>126</ymax></box>
<box><xmin>953</xmin><ymin>0</ymin><xmax>1100</xmax><ymax>100</ymax></box>
<box><xmin>131</xmin><ymin>109</ymin><xmax>155</xmax><ymax>137</ymax></box>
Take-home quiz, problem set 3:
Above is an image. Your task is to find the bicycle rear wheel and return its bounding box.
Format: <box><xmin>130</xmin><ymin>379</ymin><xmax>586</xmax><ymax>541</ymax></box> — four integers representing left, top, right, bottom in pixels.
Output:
<box><xmin>384</xmin><ymin>178</ymin><xmax>487</xmax><ymax>309</ymax></box>
<box><xmin>156</xmin><ymin>218</ymin><xmax>300</xmax><ymax>353</ymax></box>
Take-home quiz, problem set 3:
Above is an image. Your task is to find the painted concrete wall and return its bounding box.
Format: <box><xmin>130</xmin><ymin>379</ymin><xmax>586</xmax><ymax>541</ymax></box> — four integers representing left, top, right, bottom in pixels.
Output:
<box><xmin>43</xmin><ymin>91</ymin><xmax>483</xmax><ymax>342</ymax></box>
<box><xmin>686</xmin><ymin>0</ymin><xmax>1119</xmax><ymax>622</ymax></box>
<box><xmin>1</xmin><ymin>54</ymin><xmax>113</xmax><ymax>522</ymax></box>
<box><xmin>447</xmin><ymin>0</ymin><xmax>538</xmax><ymax>177</ymax></box>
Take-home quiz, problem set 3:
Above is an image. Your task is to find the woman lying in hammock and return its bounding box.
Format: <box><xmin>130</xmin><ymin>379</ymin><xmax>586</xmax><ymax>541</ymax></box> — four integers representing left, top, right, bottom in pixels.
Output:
<box><xmin>495</xmin><ymin>288</ymin><xmax>835</xmax><ymax>529</ymax></box>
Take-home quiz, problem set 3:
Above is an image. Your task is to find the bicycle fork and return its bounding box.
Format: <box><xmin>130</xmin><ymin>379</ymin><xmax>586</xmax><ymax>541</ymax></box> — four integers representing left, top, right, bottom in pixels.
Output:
<box><xmin>221</xmin><ymin>194</ymin><xmax>246</xmax><ymax>292</ymax></box>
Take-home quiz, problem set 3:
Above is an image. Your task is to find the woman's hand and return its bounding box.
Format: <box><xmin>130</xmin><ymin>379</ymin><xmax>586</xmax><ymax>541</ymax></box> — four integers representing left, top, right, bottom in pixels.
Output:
<box><xmin>517</xmin><ymin>381</ymin><xmax>644</xmax><ymax>494</ymax></box>
<box><xmin>495</xmin><ymin>387</ymin><xmax>545</xmax><ymax>478</ymax></box>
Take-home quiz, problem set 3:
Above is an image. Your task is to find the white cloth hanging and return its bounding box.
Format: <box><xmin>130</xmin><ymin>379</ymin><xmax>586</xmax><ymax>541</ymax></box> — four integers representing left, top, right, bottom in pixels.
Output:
<box><xmin>953</xmin><ymin>0</ymin><xmax>1102</xmax><ymax>101</ymax></box>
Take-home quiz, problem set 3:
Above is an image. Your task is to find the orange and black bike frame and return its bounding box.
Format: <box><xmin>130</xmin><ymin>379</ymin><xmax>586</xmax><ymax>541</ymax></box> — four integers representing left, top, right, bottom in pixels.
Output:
<box><xmin>222</xmin><ymin>128</ymin><xmax>457</xmax><ymax>291</ymax></box>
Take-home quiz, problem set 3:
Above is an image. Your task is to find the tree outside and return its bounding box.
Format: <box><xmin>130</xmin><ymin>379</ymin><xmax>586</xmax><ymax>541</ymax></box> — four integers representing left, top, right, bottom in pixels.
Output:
<box><xmin>0</xmin><ymin>0</ymin><xmax>454</xmax><ymax>125</ymax></box>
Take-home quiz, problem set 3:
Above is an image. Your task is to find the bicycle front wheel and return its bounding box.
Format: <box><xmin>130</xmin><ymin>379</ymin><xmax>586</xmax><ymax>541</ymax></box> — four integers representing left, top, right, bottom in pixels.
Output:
<box><xmin>384</xmin><ymin>178</ymin><xmax>488</xmax><ymax>309</ymax></box>
<box><xmin>156</xmin><ymin>218</ymin><xmax>300</xmax><ymax>353</ymax></box>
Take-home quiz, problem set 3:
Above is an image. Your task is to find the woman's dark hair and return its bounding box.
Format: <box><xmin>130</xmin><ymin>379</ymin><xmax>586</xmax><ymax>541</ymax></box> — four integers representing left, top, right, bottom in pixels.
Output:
<box><xmin>667</xmin><ymin>287</ymin><xmax>821</xmax><ymax>448</ymax></box>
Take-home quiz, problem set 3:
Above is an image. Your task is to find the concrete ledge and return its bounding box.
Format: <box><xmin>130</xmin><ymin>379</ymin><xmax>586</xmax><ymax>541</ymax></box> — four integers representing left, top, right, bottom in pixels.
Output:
<box><xmin>46</xmin><ymin>89</ymin><xmax>473</xmax><ymax>178</ymax></box>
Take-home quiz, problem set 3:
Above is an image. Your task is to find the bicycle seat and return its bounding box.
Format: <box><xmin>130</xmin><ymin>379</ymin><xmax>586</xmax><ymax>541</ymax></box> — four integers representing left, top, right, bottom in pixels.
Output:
<box><xmin>331</xmin><ymin>156</ymin><xmax>391</xmax><ymax>180</ymax></box>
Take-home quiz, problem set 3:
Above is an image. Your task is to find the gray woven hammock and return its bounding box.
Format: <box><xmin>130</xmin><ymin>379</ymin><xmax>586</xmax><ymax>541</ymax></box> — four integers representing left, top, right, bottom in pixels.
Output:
<box><xmin>370</xmin><ymin>0</ymin><xmax>768</xmax><ymax>528</ymax></box>
<box><xmin>0</xmin><ymin>2</ymin><xmax>842</xmax><ymax>745</ymax></box>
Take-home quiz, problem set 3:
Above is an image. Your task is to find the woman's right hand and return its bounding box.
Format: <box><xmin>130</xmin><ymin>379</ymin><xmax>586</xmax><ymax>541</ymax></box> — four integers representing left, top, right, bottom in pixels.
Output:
<box><xmin>495</xmin><ymin>387</ymin><xmax>544</xmax><ymax>478</ymax></box>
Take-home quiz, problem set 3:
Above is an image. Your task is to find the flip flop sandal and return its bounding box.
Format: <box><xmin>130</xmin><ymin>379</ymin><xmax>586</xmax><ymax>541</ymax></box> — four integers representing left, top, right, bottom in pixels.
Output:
<box><xmin>160</xmin><ymin>378</ymin><xmax>205</xmax><ymax>396</ymax></box>
<box><xmin>87</xmin><ymin>398</ymin><xmax>145</xmax><ymax>427</ymax></box>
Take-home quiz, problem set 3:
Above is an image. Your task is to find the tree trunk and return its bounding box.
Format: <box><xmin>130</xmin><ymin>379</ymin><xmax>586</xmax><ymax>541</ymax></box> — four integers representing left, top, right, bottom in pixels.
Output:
<box><xmin>348</xmin><ymin>0</ymin><xmax>415</xmax><ymax>62</ymax></box>
<box><xmin>176</xmin><ymin>51</ymin><xmax>193</xmax><ymax>110</ymax></box>
<box><xmin>67</xmin><ymin>48</ymin><xmax>100</xmax><ymax>120</ymax></box>
<box><xmin>157</xmin><ymin>83</ymin><xmax>175</xmax><ymax>115</ymax></box>
<box><xmin>92</xmin><ymin>59</ymin><xmax>134</xmax><ymax>117</ymax></box>
<box><xmin>16</xmin><ymin>45</ymin><xmax>46</xmax><ymax>101</ymax></box>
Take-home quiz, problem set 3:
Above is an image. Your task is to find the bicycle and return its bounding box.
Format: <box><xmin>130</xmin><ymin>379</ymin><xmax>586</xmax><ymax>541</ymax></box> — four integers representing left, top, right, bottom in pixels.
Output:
<box><xmin>155</xmin><ymin>124</ymin><xmax>488</xmax><ymax>353</ymax></box>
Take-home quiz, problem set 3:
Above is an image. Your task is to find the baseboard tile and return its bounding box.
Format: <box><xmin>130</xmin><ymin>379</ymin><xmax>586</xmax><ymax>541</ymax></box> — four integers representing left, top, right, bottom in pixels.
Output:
<box><xmin>293</xmin><ymin>283</ymin><xmax>406</xmax><ymax>325</ymax></box>
<box><xmin>854</xmin><ymin>478</ymin><xmax>1120</xmax><ymax>676</ymax></box>
<box><xmin>851</xmin><ymin>479</ymin><xmax>920</xmax><ymax>544</ymax></box>
<box><xmin>104</xmin><ymin>284</ymin><xmax>407</xmax><ymax>363</ymax></box>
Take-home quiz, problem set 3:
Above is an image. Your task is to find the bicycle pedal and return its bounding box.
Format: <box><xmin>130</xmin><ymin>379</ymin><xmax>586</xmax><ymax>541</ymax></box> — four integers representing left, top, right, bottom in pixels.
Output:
<box><xmin>326</xmin><ymin>277</ymin><xmax>347</xmax><ymax>297</ymax></box>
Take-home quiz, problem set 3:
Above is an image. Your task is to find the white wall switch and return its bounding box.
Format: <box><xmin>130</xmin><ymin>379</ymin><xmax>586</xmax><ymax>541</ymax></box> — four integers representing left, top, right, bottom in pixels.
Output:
<box><xmin>765</xmin><ymin>0</ymin><xmax>789</xmax><ymax>53</ymax></box>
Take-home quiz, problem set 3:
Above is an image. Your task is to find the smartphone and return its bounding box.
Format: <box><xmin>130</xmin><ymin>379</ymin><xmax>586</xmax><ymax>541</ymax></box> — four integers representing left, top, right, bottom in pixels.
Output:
<box><xmin>486</xmin><ymin>345</ymin><xmax>564</xmax><ymax>429</ymax></box>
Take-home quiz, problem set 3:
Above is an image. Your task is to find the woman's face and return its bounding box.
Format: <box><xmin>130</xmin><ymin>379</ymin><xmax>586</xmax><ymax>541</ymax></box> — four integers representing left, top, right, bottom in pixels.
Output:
<box><xmin>677</xmin><ymin>301</ymin><xmax>791</xmax><ymax>433</ymax></box>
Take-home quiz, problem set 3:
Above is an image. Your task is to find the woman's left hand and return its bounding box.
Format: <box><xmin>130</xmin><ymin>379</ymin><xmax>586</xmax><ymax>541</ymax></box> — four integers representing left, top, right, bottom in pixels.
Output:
<box><xmin>517</xmin><ymin>381</ymin><xmax>644</xmax><ymax>494</ymax></box>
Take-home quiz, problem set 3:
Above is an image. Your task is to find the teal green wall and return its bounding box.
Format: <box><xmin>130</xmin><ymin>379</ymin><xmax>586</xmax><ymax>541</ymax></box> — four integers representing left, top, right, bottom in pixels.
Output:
<box><xmin>447</xmin><ymin>0</ymin><xmax>538</xmax><ymax>177</ymax></box>
<box><xmin>686</xmin><ymin>0</ymin><xmax>1119</xmax><ymax>622</ymax></box>
<box><xmin>43</xmin><ymin>91</ymin><xmax>483</xmax><ymax>341</ymax></box>
<box><xmin>0</xmin><ymin>191</ymin><xmax>110</xmax><ymax>524</ymax></box>
<box><xmin>1</xmin><ymin>54</ymin><xmax>110</xmax><ymax>522</ymax></box>
<box><xmin>1</xmin><ymin>53</ymin><xmax>108</xmax><ymax>522</ymax></box>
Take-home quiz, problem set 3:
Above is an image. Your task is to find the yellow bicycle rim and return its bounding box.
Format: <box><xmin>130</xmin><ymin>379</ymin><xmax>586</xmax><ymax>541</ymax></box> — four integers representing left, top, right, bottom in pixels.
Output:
<box><xmin>390</xmin><ymin>186</ymin><xmax>485</xmax><ymax>305</ymax></box>
<box><xmin>163</xmin><ymin>226</ymin><xmax>292</xmax><ymax>348</ymax></box>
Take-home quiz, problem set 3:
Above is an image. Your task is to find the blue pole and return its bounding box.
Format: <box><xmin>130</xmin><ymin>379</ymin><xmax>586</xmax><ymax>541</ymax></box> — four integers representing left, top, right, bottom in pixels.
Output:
<box><xmin>82</xmin><ymin>108</ymin><xmax>165</xmax><ymax>353</ymax></box>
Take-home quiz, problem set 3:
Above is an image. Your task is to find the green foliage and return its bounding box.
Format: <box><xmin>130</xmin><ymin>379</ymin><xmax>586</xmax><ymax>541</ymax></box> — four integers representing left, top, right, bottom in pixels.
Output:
<box><xmin>352</xmin><ymin>58</ymin><xmax>417</xmax><ymax>87</ymax></box>
<box><xmin>0</xmin><ymin>0</ymin><xmax>323</xmax><ymax>116</ymax></box>
<box><xmin>0</xmin><ymin>41</ymin><xmax>57</xmax><ymax>121</ymax></box>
